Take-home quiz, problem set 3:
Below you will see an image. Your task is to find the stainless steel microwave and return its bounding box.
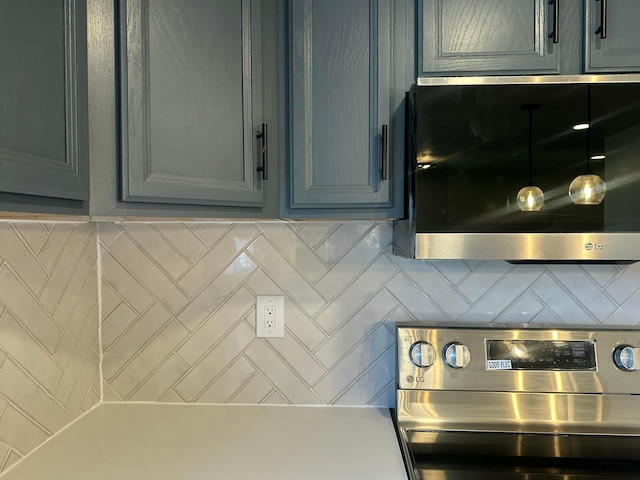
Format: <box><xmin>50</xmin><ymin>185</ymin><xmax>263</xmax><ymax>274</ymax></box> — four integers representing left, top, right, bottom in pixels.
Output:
<box><xmin>393</xmin><ymin>75</ymin><xmax>640</xmax><ymax>262</ymax></box>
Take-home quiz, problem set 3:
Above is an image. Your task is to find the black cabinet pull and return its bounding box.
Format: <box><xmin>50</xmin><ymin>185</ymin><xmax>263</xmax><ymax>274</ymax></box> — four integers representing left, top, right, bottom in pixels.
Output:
<box><xmin>595</xmin><ymin>0</ymin><xmax>607</xmax><ymax>39</ymax></box>
<box><xmin>381</xmin><ymin>124</ymin><xmax>389</xmax><ymax>181</ymax></box>
<box><xmin>256</xmin><ymin>123</ymin><xmax>268</xmax><ymax>181</ymax></box>
<box><xmin>548</xmin><ymin>0</ymin><xmax>559</xmax><ymax>43</ymax></box>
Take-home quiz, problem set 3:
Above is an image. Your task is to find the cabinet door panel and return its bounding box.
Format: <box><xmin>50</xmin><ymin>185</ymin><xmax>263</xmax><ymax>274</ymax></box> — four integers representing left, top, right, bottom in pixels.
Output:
<box><xmin>421</xmin><ymin>0</ymin><xmax>559</xmax><ymax>75</ymax></box>
<box><xmin>0</xmin><ymin>0</ymin><xmax>88</xmax><ymax>200</ymax></box>
<box><xmin>120</xmin><ymin>0</ymin><xmax>263</xmax><ymax>206</ymax></box>
<box><xmin>585</xmin><ymin>0</ymin><xmax>640</xmax><ymax>73</ymax></box>
<box><xmin>289</xmin><ymin>0</ymin><xmax>392</xmax><ymax>208</ymax></box>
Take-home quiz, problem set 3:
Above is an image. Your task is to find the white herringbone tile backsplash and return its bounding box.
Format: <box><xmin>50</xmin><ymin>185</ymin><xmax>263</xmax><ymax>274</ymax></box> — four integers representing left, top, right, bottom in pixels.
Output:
<box><xmin>99</xmin><ymin>221</ymin><xmax>640</xmax><ymax>407</ymax></box>
<box><xmin>0</xmin><ymin>223</ymin><xmax>100</xmax><ymax>474</ymax></box>
<box><xmin>3</xmin><ymin>219</ymin><xmax>640</xmax><ymax>472</ymax></box>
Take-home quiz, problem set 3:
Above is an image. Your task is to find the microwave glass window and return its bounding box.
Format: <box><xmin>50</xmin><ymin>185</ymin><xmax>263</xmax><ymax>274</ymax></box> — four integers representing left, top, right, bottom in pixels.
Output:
<box><xmin>412</xmin><ymin>84</ymin><xmax>640</xmax><ymax>233</ymax></box>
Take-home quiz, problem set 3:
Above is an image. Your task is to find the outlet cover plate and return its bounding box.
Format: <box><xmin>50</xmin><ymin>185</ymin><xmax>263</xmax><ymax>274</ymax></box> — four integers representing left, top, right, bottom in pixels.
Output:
<box><xmin>256</xmin><ymin>296</ymin><xmax>284</xmax><ymax>338</ymax></box>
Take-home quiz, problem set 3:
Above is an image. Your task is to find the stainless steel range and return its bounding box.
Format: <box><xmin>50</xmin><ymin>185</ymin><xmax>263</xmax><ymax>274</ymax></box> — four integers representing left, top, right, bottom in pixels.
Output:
<box><xmin>395</xmin><ymin>323</ymin><xmax>640</xmax><ymax>480</ymax></box>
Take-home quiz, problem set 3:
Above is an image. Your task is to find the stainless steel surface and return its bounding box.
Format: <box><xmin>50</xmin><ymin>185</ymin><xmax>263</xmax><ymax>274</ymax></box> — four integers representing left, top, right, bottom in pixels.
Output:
<box><xmin>397</xmin><ymin>390</ymin><xmax>640</xmax><ymax>435</ymax></box>
<box><xmin>397</xmin><ymin>324</ymin><xmax>640</xmax><ymax>393</ymax></box>
<box><xmin>416</xmin><ymin>74</ymin><xmax>640</xmax><ymax>86</ymax></box>
<box><xmin>395</xmin><ymin>323</ymin><xmax>640</xmax><ymax>480</ymax></box>
<box><xmin>393</xmin><ymin>229</ymin><xmax>640</xmax><ymax>261</ymax></box>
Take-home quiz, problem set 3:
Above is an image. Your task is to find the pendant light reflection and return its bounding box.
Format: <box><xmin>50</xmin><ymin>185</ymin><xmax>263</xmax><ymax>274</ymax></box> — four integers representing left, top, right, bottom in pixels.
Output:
<box><xmin>569</xmin><ymin>85</ymin><xmax>606</xmax><ymax>205</ymax></box>
<box><xmin>568</xmin><ymin>173</ymin><xmax>606</xmax><ymax>205</ymax></box>
<box><xmin>517</xmin><ymin>104</ymin><xmax>544</xmax><ymax>212</ymax></box>
<box><xmin>518</xmin><ymin>185</ymin><xmax>544</xmax><ymax>211</ymax></box>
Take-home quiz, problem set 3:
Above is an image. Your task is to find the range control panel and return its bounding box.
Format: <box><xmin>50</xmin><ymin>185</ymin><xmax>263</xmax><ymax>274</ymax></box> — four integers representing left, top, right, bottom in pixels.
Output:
<box><xmin>397</xmin><ymin>323</ymin><xmax>640</xmax><ymax>394</ymax></box>
<box><xmin>485</xmin><ymin>339</ymin><xmax>597</xmax><ymax>371</ymax></box>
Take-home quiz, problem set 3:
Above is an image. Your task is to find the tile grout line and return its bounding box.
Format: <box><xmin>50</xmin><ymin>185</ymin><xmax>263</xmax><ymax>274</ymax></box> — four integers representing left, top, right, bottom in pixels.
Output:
<box><xmin>254</xmin><ymin>222</ymin><xmax>331</xmax><ymax>282</ymax></box>
<box><xmin>550</xmin><ymin>265</ymin><xmax>622</xmax><ymax>322</ymax></box>
<box><xmin>331</xmin><ymin>344</ymin><xmax>397</xmax><ymax>406</ymax></box>
<box><xmin>0</xmin><ymin>401</ymin><xmax>103</xmax><ymax>479</ymax></box>
<box><xmin>166</xmin><ymin>312</ymin><xmax>259</xmax><ymax>403</ymax></box>
<box><xmin>537</xmin><ymin>267</ymin><xmax>599</xmax><ymax>323</ymax></box>
<box><xmin>311</xmin><ymin>222</ymin><xmax>384</xmax><ymax>289</ymax></box>
<box><xmin>51</xmin><ymin>247</ymin><xmax>100</xmax><ymax>375</ymax></box>
<box><xmin>235</xmin><ymin>355</ymin><xmax>294</xmax><ymax>405</ymax></box>
<box><xmin>152</xmin><ymin>299</ymin><xmax>255</xmax><ymax>401</ymax></box>
<box><xmin>311</xmin><ymin>240</ymin><xmax>396</xmax><ymax>324</ymax></box>
<box><xmin>240</xmin><ymin>249</ymin><xmax>330</xmax><ymax>336</ymax></box>
<box><xmin>49</xmin><ymin>225</ymin><xmax>95</xmax><ymax>332</ymax></box>
<box><xmin>115</xmin><ymin>320</ymin><xmax>190</xmax><ymax>401</ymax></box>
<box><xmin>101</xmin><ymin>311</ymin><xmax>177</xmax><ymax>386</ymax></box>
<box><xmin>386</xmin><ymin>271</ymin><xmax>461</xmax><ymax>323</ymax></box>
<box><xmin>55</xmin><ymin>335</ymin><xmax>100</xmax><ymax>430</ymax></box>
<box><xmin>312</xmin><ymin>318</ymin><xmax>395</xmax><ymax>395</ymax></box>
<box><xmin>310</xmin><ymin>287</ymin><xmax>396</xmax><ymax>370</ymax></box>
<box><xmin>99</xmin><ymin>278</ymin><xmax>154</xmax><ymax>352</ymax></box>
<box><xmin>149</xmin><ymin>223</ymin><xmax>208</xmax><ymax>266</ymax></box>
<box><xmin>0</xmin><ymin>447</ymin><xmax>15</xmax><ymax>476</ymax></box>
<box><xmin>7</xmin><ymin>224</ymin><xmax>53</xmax><ymax>284</ymax></box>
<box><xmin>172</xmin><ymin>222</ymin><xmax>242</xmax><ymax>288</ymax></box>
<box><xmin>95</xmin><ymin>222</ymin><xmax>105</xmax><ymax>403</ymax></box>
<box><xmin>52</xmin><ymin>297</ymin><xmax>99</xmax><ymax>407</ymax></box>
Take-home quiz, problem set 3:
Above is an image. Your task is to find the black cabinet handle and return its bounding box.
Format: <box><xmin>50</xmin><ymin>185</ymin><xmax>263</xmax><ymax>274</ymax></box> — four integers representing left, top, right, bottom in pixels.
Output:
<box><xmin>548</xmin><ymin>0</ymin><xmax>559</xmax><ymax>44</ymax></box>
<box><xmin>381</xmin><ymin>124</ymin><xmax>389</xmax><ymax>181</ymax></box>
<box><xmin>595</xmin><ymin>0</ymin><xmax>607</xmax><ymax>39</ymax></box>
<box><xmin>256</xmin><ymin>123</ymin><xmax>268</xmax><ymax>181</ymax></box>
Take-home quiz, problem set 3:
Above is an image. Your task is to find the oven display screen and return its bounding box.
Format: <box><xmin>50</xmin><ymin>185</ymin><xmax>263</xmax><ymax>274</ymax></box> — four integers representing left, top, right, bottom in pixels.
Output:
<box><xmin>486</xmin><ymin>340</ymin><xmax>597</xmax><ymax>371</ymax></box>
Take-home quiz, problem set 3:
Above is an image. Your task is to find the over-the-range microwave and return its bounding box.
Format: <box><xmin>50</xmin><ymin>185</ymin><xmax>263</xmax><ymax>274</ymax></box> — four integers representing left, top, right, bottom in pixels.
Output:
<box><xmin>393</xmin><ymin>75</ymin><xmax>640</xmax><ymax>263</ymax></box>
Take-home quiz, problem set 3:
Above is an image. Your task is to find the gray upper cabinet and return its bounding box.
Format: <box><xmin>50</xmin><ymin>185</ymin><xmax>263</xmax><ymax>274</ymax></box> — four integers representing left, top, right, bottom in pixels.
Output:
<box><xmin>421</xmin><ymin>0</ymin><xmax>640</xmax><ymax>77</ymax></box>
<box><xmin>119</xmin><ymin>0</ymin><xmax>266</xmax><ymax>206</ymax></box>
<box><xmin>584</xmin><ymin>0</ymin><xmax>640</xmax><ymax>73</ymax></box>
<box><xmin>420</xmin><ymin>0</ymin><xmax>559</xmax><ymax>76</ymax></box>
<box><xmin>0</xmin><ymin>0</ymin><xmax>89</xmax><ymax>202</ymax></box>
<box><xmin>286</xmin><ymin>0</ymin><xmax>397</xmax><ymax>216</ymax></box>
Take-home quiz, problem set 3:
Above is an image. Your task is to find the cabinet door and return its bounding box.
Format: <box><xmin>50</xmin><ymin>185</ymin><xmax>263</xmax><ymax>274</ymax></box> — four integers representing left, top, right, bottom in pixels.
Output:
<box><xmin>289</xmin><ymin>0</ymin><xmax>392</xmax><ymax>209</ymax></box>
<box><xmin>0</xmin><ymin>0</ymin><xmax>88</xmax><ymax>200</ymax></box>
<box><xmin>120</xmin><ymin>0</ymin><xmax>264</xmax><ymax>206</ymax></box>
<box><xmin>420</xmin><ymin>0</ymin><xmax>559</xmax><ymax>75</ymax></box>
<box><xmin>585</xmin><ymin>0</ymin><xmax>640</xmax><ymax>73</ymax></box>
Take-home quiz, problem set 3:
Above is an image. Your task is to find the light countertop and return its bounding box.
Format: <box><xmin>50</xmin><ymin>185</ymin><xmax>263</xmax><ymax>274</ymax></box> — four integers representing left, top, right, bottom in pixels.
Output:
<box><xmin>1</xmin><ymin>403</ymin><xmax>408</xmax><ymax>479</ymax></box>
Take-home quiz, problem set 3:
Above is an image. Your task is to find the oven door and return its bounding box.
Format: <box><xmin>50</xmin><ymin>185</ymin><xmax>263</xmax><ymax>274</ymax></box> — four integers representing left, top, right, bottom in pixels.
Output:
<box><xmin>403</xmin><ymin>430</ymin><xmax>640</xmax><ymax>480</ymax></box>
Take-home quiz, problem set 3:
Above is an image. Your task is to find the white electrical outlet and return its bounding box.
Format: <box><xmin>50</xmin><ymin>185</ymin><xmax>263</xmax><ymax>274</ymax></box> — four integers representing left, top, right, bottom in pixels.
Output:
<box><xmin>264</xmin><ymin>306</ymin><xmax>276</xmax><ymax>328</ymax></box>
<box><xmin>256</xmin><ymin>296</ymin><xmax>284</xmax><ymax>338</ymax></box>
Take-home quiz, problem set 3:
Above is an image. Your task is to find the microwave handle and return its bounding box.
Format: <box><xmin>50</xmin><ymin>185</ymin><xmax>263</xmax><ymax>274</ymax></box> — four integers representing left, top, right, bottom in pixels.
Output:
<box><xmin>380</xmin><ymin>124</ymin><xmax>389</xmax><ymax>181</ymax></box>
<box><xmin>595</xmin><ymin>0</ymin><xmax>607</xmax><ymax>39</ymax></box>
<box><xmin>548</xmin><ymin>0</ymin><xmax>559</xmax><ymax>44</ymax></box>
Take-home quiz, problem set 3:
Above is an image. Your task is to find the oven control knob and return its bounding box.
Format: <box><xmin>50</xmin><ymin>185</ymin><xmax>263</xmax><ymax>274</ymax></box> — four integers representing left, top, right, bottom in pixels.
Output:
<box><xmin>613</xmin><ymin>345</ymin><xmax>640</xmax><ymax>371</ymax></box>
<box><xmin>409</xmin><ymin>341</ymin><xmax>437</xmax><ymax>368</ymax></box>
<box><xmin>443</xmin><ymin>342</ymin><xmax>471</xmax><ymax>369</ymax></box>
